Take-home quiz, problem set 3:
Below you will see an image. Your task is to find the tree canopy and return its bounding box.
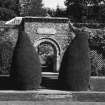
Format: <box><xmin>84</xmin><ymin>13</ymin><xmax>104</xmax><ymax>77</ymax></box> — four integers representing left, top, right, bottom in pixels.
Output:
<box><xmin>1</xmin><ymin>0</ymin><xmax>105</xmax><ymax>22</ymax></box>
<box><xmin>65</xmin><ymin>0</ymin><xmax>105</xmax><ymax>22</ymax></box>
<box><xmin>21</xmin><ymin>0</ymin><xmax>46</xmax><ymax>16</ymax></box>
<box><xmin>0</xmin><ymin>0</ymin><xmax>46</xmax><ymax>20</ymax></box>
<box><xmin>0</xmin><ymin>0</ymin><xmax>19</xmax><ymax>21</ymax></box>
<box><xmin>29</xmin><ymin>0</ymin><xmax>46</xmax><ymax>16</ymax></box>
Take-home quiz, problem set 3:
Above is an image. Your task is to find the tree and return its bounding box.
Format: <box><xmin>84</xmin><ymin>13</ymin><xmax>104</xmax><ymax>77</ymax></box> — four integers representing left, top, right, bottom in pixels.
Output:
<box><xmin>99</xmin><ymin>5</ymin><xmax>105</xmax><ymax>22</ymax></box>
<box><xmin>65</xmin><ymin>0</ymin><xmax>105</xmax><ymax>22</ymax></box>
<box><xmin>65</xmin><ymin>0</ymin><xmax>86</xmax><ymax>22</ymax></box>
<box><xmin>10</xmin><ymin>31</ymin><xmax>42</xmax><ymax>90</ymax></box>
<box><xmin>28</xmin><ymin>0</ymin><xmax>46</xmax><ymax>16</ymax></box>
<box><xmin>55</xmin><ymin>5</ymin><xmax>67</xmax><ymax>17</ymax></box>
<box><xmin>0</xmin><ymin>0</ymin><xmax>19</xmax><ymax>20</ymax></box>
<box><xmin>45</xmin><ymin>6</ymin><xmax>67</xmax><ymax>17</ymax></box>
<box><xmin>0</xmin><ymin>8</ymin><xmax>16</xmax><ymax>21</ymax></box>
<box><xmin>47</xmin><ymin>8</ymin><xmax>55</xmax><ymax>17</ymax></box>
<box><xmin>58</xmin><ymin>26</ymin><xmax>91</xmax><ymax>91</ymax></box>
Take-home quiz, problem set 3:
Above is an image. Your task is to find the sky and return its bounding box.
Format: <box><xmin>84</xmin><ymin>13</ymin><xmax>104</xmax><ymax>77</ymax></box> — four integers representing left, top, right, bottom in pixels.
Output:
<box><xmin>42</xmin><ymin>0</ymin><xmax>66</xmax><ymax>9</ymax></box>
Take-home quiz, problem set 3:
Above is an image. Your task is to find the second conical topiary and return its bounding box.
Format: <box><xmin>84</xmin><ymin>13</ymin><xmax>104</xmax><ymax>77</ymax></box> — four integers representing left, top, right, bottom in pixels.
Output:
<box><xmin>10</xmin><ymin>31</ymin><xmax>41</xmax><ymax>90</ymax></box>
<box><xmin>58</xmin><ymin>30</ymin><xmax>91</xmax><ymax>91</ymax></box>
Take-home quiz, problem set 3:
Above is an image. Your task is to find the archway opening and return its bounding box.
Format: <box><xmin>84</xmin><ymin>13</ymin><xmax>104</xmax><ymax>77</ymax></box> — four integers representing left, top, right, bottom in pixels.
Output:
<box><xmin>37</xmin><ymin>41</ymin><xmax>57</xmax><ymax>72</ymax></box>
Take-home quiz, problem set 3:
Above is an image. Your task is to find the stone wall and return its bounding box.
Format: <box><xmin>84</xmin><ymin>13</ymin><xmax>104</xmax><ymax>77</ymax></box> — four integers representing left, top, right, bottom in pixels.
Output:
<box><xmin>0</xmin><ymin>17</ymin><xmax>72</xmax><ymax>74</ymax></box>
<box><xmin>0</xmin><ymin>17</ymin><xmax>105</xmax><ymax>75</ymax></box>
<box><xmin>24</xmin><ymin>20</ymin><xmax>71</xmax><ymax>56</ymax></box>
<box><xmin>0</xmin><ymin>26</ymin><xmax>18</xmax><ymax>75</ymax></box>
<box><xmin>24</xmin><ymin>17</ymin><xmax>72</xmax><ymax>71</ymax></box>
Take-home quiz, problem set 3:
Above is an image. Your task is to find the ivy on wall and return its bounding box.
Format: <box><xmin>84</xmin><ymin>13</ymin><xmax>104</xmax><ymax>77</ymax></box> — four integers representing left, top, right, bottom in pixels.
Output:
<box><xmin>88</xmin><ymin>29</ymin><xmax>105</xmax><ymax>76</ymax></box>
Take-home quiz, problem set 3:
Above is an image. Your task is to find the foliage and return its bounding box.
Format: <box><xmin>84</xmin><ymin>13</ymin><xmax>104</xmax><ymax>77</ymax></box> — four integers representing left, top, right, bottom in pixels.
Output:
<box><xmin>28</xmin><ymin>0</ymin><xmax>46</xmax><ymax>16</ymax></box>
<box><xmin>65</xmin><ymin>0</ymin><xmax>105</xmax><ymax>22</ymax></box>
<box><xmin>10</xmin><ymin>31</ymin><xmax>41</xmax><ymax>90</ymax></box>
<box><xmin>0</xmin><ymin>0</ymin><xmax>47</xmax><ymax>19</ymax></box>
<box><xmin>0</xmin><ymin>27</ymin><xmax>18</xmax><ymax>75</ymax></box>
<box><xmin>38</xmin><ymin>43</ymin><xmax>54</xmax><ymax>56</ymax></box>
<box><xmin>46</xmin><ymin>7</ymin><xmax>67</xmax><ymax>17</ymax></box>
<box><xmin>0</xmin><ymin>8</ymin><xmax>16</xmax><ymax>21</ymax></box>
<box><xmin>58</xmin><ymin>30</ymin><xmax>90</xmax><ymax>91</ymax></box>
<box><xmin>65</xmin><ymin>0</ymin><xmax>88</xmax><ymax>22</ymax></box>
<box><xmin>0</xmin><ymin>0</ymin><xmax>19</xmax><ymax>21</ymax></box>
<box><xmin>66</xmin><ymin>2</ymin><xmax>84</xmax><ymax>22</ymax></box>
<box><xmin>54</xmin><ymin>5</ymin><xmax>67</xmax><ymax>17</ymax></box>
<box><xmin>87</xmin><ymin>28</ymin><xmax>105</xmax><ymax>76</ymax></box>
<box><xmin>0</xmin><ymin>41</ymin><xmax>13</xmax><ymax>75</ymax></box>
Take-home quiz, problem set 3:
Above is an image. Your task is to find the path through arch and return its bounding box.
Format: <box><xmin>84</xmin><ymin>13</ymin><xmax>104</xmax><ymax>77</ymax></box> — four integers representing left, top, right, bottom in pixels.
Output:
<box><xmin>34</xmin><ymin>38</ymin><xmax>60</xmax><ymax>72</ymax></box>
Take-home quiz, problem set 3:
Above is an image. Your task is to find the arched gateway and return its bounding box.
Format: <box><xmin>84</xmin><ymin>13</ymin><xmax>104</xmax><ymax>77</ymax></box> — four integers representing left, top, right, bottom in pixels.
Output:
<box><xmin>23</xmin><ymin>17</ymin><xmax>71</xmax><ymax>72</ymax></box>
<box><xmin>34</xmin><ymin>38</ymin><xmax>60</xmax><ymax>72</ymax></box>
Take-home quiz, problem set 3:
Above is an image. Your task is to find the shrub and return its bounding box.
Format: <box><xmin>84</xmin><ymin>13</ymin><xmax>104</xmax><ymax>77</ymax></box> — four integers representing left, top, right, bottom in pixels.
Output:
<box><xmin>10</xmin><ymin>31</ymin><xmax>42</xmax><ymax>90</ymax></box>
<box><xmin>58</xmin><ymin>30</ymin><xmax>91</xmax><ymax>91</ymax></box>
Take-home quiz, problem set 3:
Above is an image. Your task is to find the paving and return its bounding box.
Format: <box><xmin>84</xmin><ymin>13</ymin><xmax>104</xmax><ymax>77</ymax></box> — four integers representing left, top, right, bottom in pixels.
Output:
<box><xmin>0</xmin><ymin>90</ymin><xmax>104</xmax><ymax>105</ymax></box>
<box><xmin>0</xmin><ymin>90</ymin><xmax>104</xmax><ymax>102</ymax></box>
<box><xmin>0</xmin><ymin>73</ymin><xmax>105</xmax><ymax>104</ymax></box>
<box><xmin>0</xmin><ymin>101</ymin><xmax>105</xmax><ymax>105</ymax></box>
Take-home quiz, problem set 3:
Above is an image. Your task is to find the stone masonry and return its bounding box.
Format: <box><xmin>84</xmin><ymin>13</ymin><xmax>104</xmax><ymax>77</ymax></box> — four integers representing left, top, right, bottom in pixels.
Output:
<box><xmin>0</xmin><ymin>17</ymin><xmax>72</xmax><ymax>74</ymax></box>
<box><xmin>1</xmin><ymin>17</ymin><xmax>105</xmax><ymax>75</ymax></box>
<box><xmin>23</xmin><ymin>17</ymin><xmax>72</xmax><ymax>72</ymax></box>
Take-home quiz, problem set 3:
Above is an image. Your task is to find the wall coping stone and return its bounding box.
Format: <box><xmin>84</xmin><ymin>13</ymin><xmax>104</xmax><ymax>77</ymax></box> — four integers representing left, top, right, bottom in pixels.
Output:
<box><xmin>5</xmin><ymin>17</ymin><xmax>69</xmax><ymax>26</ymax></box>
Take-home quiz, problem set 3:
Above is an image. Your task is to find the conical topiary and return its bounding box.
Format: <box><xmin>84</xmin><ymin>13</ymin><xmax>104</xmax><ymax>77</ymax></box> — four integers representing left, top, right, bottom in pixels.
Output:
<box><xmin>10</xmin><ymin>31</ymin><xmax>41</xmax><ymax>90</ymax></box>
<box><xmin>58</xmin><ymin>29</ymin><xmax>91</xmax><ymax>91</ymax></box>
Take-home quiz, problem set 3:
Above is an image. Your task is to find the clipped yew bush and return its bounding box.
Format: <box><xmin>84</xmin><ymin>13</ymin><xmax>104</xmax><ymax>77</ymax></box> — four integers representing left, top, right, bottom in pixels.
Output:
<box><xmin>58</xmin><ymin>29</ymin><xmax>91</xmax><ymax>91</ymax></box>
<box><xmin>10</xmin><ymin>31</ymin><xmax>41</xmax><ymax>90</ymax></box>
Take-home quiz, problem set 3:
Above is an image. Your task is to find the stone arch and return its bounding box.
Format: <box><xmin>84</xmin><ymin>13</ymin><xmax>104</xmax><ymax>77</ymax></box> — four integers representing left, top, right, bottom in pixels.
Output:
<box><xmin>34</xmin><ymin>38</ymin><xmax>61</xmax><ymax>72</ymax></box>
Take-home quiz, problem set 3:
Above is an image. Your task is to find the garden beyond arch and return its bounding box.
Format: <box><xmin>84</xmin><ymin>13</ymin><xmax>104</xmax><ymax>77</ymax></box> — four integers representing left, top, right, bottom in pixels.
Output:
<box><xmin>34</xmin><ymin>38</ymin><xmax>61</xmax><ymax>72</ymax></box>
